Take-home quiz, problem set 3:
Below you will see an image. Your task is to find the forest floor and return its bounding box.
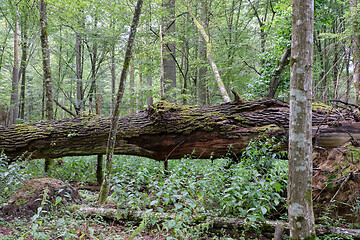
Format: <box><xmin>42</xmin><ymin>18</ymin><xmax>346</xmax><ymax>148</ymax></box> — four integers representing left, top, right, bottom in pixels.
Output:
<box><xmin>1</xmin><ymin>138</ymin><xmax>360</xmax><ymax>239</ymax></box>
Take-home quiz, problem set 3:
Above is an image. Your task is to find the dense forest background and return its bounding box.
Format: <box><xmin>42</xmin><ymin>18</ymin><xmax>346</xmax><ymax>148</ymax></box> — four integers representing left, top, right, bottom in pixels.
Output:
<box><xmin>0</xmin><ymin>0</ymin><xmax>357</xmax><ymax>123</ymax></box>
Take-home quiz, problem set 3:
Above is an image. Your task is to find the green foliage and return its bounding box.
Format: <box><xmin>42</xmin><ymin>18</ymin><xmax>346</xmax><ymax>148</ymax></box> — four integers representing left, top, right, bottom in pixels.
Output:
<box><xmin>110</xmin><ymin>137</ymin><xmax>288</xmax><ymax>237</ymax></box>
<box><xmin>0</xmin><ymin>154</ymin><xmax>43</xmax><ymax>203</ymax></box>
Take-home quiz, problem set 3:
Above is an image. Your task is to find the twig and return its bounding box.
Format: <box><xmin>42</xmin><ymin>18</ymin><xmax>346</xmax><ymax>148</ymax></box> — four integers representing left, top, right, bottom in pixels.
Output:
<box><xmin>53</xmin><ymin>99</ymin><xmax>77</xmax><ymax>117</ymax></box>
<box><xmin>330</xmin><ymin>173</ymin><xmax>351</xmax><ymax>202</ymax></box>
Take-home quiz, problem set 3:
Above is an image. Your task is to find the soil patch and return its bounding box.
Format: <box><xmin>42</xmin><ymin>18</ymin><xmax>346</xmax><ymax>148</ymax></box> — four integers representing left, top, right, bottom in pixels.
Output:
<box><xmin>0</xmin><ymin>177</ymin><xmax>80</xmax><ymax>218</ymax></box>
<box><xmin>313</xmin><ymin>143</ymin><xmax>360</xmax><ymax>223</ymax></box>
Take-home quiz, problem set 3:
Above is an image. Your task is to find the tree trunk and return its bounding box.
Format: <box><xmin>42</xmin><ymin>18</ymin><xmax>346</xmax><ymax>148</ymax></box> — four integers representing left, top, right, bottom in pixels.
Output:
<box><xmin>40</xmin><ymin>0</ymin><xmax>54</xmax><ymax>172</ymax></box>
<box><xmin>189</xmin><ymin>11</ymin><xmax>230</xmax><ymax>102</ymax></box>
<box><xmin>162</xmin><ymin>0</ymin><xmax>177</xmax><ymax>102</ymax></box>
<box><xmin>288</xmin><ymin>0</ymin><xmax>316</xmax><ymax>239</ymax></box>
<box><xmin>111</xmin><ymin>45</ymin><xmax>116</xmax><ymax>113</ymax></box>
<box><xmin>198</xmin><ymin>0</ymin><xmax>209</xmax><ymax>105</ymax></box>
<box><xmin>75</xmin><ymin>32</ymin><xmax>84</xmax><ymax>113</ymax></box>
<box><xmin>147</xmin><ymin>75</ymin><xmax>153</xmax><ymax>107</ymax></box>
<box><xmin>1</xmin><ymin>98</ymin><xmax>359</xmax><ymax>162</ymax></box>
<box><xmin>19</xmin><ymin>8</ymin><xmax>28</xmax><ymax>121</ymax></box>
<box><xmin>129</xmin><ymin>65</ymin><xmax>135</xmax><ymax>114</ymax></box>
<box><xmin>351</xmin><ymin>0</ymin><xmax>360</xmax><ymax>105</ymax></box>
<box><xmin>10</xmin><ymin>10</ymin><xmax>20</xmax><ymax>125</ymax></box>
<box><xmin>98</xmin><ymin>0</ymin><xmax>143</xmax><ymax>204</ymax></box>
<box><xmin>266</xmin><ymin>47</ymin><xmax>291</xmax><ymax>98</ymax></box>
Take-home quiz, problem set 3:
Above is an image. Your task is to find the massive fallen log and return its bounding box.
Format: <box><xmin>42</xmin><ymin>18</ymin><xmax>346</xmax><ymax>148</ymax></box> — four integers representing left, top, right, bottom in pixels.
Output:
<box><xmin>0</xmin><ymin>98</ymin><xmax>359</xmax><ymax>161</ymax></box>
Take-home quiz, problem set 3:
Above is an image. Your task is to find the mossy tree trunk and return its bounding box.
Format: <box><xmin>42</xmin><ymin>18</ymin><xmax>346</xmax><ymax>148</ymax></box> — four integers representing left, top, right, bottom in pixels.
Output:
<box><xmin>39</xmin><ymin>0</ymin><xmax>54</xmax><ymax>173</ymax></box>
<box><xmin>1</xmin><ymin>98</ymin><xmax>360</xmax><ymax>163</ymax></box>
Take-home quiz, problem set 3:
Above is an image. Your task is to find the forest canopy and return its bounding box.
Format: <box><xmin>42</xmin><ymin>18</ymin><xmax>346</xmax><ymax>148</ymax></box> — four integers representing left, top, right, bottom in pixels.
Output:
<box><xmin>0</xmin><ymin>0</ymin><xmax>357</xmax><ymax>123</ymax></box>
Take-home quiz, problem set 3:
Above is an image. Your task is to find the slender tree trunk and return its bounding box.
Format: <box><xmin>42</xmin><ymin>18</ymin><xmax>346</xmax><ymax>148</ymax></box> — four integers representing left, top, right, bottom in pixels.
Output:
<box><xmin>147</xmin><ymin>75</ymin><xmax>153</xmax><ymax>107</ymax></box>
<box><xmin>75</xmin><ymin>32</ymin><xmax>84</xmax><ymax>113</ymax></box>
<box><xmin>88</xmin><ymin>42</ymin><xmax>98</xmax><ymax>114</ymax></box>
<box><xmin>189</xmin><ymin>11</ymin><xmax>230</xmax><ymax>102</ymax></box>
<box><xmin>160</xmin><ymin>26</ymin><xmax>165</xmax><ymax>100</ymax></box>
<box><xmin>40</xmin><ymin>0</ymin><xmax>54</xmax><ymax>172</ymax></box>
<box><xmin>10</xmin><ymin>10</ymin><xmax>20</xmax><ymax>125</ymax></box>
<box><xmin>96</xmin><ymin>155</ymin><xmax>103</xmax><ymax>185</ymax></box>
<box><xmin>98</xmin><ymin>0</ymin><xmax>143</xmax><ymax>204</ymax></box>
<box><xmin>136</xmin><ymin>73</ymin><xmax>142</xmax><ymax>112</ymax></box>
<box><xmin>351</xmin><ymin>0</ymin><xmax>360</xmax><ymax>105</ymax></box>
<box><xmin>111</xmin><ymin>45</ymin><xmax>116</xmax><ymax>113</ymax></box>
<box><xmin>288</xmin><ymin>0</ymin><xmax>316</xmax><ymax>239</ymax></box>
<box><xmin>198</xmin><ymin>0</ymin><xmax>208</xmax><ymax>105</ymax></box>
<box><xmin>19</xmin><ymin>14</ymin><xmax>28</xmax><ymax>120</ymax></box>
<box><xmin>162</xmin><ymin>0</ymin><xmax>176</xmax><ymax>102</ymax></box>
<box><xmin>266</xmin><ymin>47</ymin><xmax>291</xmax><ymax>98</ymax></box>
<box><xmin>346</xmin><ymin>47</ymin><xmax>351</xmax><ymax>102</ymax></box>
<box><xmin>129</xmin><ymin>65</ymin><xmax>135</xmax><ymax>114</ymax></box>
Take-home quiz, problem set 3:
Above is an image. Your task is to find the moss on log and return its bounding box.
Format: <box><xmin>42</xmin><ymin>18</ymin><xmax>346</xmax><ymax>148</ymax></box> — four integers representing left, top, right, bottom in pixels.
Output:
<box><xmin>0</xmin><ymin>99</ymin><xmax>359</xmax><ymax>161</ymax></box>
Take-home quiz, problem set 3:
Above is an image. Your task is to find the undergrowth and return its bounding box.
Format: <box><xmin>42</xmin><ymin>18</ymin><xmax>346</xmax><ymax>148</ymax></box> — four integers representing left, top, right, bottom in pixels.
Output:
<box><xmin>0</xmin><ymin>137</ymin><xmax>355</xmax><ymax>239</ymax></box>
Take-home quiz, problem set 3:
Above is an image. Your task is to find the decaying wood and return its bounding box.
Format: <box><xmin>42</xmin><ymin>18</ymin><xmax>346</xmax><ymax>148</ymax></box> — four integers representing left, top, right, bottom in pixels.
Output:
<box><xmin>70</xmin><ymin>206</ymin><xmax>360</xmax><ymax>239</ymax></box>
<box><xmin>0</xmin><ymin>98</ymin><xmax>359</xmax><ymax>162</ymax></box>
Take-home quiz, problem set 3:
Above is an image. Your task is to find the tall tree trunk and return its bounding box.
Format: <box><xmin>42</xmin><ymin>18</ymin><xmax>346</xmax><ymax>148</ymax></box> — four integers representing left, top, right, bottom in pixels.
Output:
<box><xmin>136</xmin><ymin>73</ymin><xmax>142</xmax><ymax>112</ymax></box>
<box><xmin>10</xmin><ymin>10</ymin><xmax>20</xmax><ymax>125</ymax></box>
<box><xmin>98</xmin><ymin>0</ymin><xmax>143</xmax><ymax>204</ymax></box>
<box><xmin>111</xmin><ymin>45</ymin><xmax>116</xmax><ymax>113</ymax></box>
<box><xmin>75</xmin><ymin>32</ymin><xmax>84</xmax><ymax>113</ymax></box>
<box><xmin>198</xmin><ymin>0</ymin><xmax>208</xmax><ymax>105</ymax></box>
<box><xmin>40</xmin><ymin>0</ymin><xmax>54</xmax><ymax>172</ymax></box>
<box><xmin>346</xmin><ymin>47</ymin><xmax>351</xmax><ymax>102</ymax></box>
<box><xmin>351</xmin><ymin>0</ymin><xmax>360</xmax><ymax>105</ymax></box>
<box><xmin>88</xmin><ymin>41</ymin><xmax>98</xmax><ymax>114</ymax></box>
<box><xmin>288</xmin><ymin>0</ymin><xmax>316</xmax><ymax>239</ymax></box>
<box><xmin>147</xmin><ymin>75</ymin><xmax>153</xmax><ymax>107</ymax></box>
<box><xmin>160</xmin><ymin>26</ymin><xmax>165</xmax><ymax>100</ymax></box>
<box><xmin>129</xmin><ymin>65</ymin><xmax>135</xmax><ymax>114</ymax></box>
<box><xmin>19</xmin><ymin>12</ymin><xmax>28</xmax><ymax>120</ymax></box>
<box><xmin>190</xmin><ymin>11</ymin><xmax>230</xmax><ymax>102</ymax></box>
<box><xmin>162</xmin><ymin>0</ymin><xmax>177</xmax><ymax>102</ymax></box>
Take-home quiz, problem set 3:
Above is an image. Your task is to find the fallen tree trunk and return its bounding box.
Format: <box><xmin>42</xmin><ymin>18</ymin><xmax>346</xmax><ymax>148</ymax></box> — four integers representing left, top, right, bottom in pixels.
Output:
<box><xmin>0</xmin><ymin>98</ymin><xmax>359</xmax><ymax>161</ymax></box>
<box><xmin>69</xmin><ymin>206</ymin><xmax>360</xmax><ymax>239</ymax></box>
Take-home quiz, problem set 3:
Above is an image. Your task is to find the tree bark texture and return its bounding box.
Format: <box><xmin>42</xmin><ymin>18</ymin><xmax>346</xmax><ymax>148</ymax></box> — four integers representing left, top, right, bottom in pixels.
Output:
<box><xmin>39</xmin><ymin>0</ymin><xmax>53</xmax><ymax>121</ymax></box>
<box><xmin>10</xmin><ymin>10</ymin><xmax>20</xmax><ymax>125</ymax></box>
<box><xmin>0</xmin><ymin>98</ymin><xmax>359</xmax><ymax>162</ymax></box>
<box><xmin>162</xmin><ymin>0</ymin><xmax>176</xmax><ymax>102</ymax></box>
<box><xmin>351</xmin><ymin>0</ymin><xmax>360</xmax><ymax>105</ymax></box>
<box><xmin>288</xmin><ymin>0</ymin><xmax>316</xmax><ymax>239</ymax></box>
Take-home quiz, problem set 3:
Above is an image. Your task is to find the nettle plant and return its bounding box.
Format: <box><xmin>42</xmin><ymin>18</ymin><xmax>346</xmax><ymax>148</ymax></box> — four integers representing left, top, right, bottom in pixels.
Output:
<box><xmin>110</xmin><ymin>136</ymin><xmax>288</xmax><ymax>236</ymax></box>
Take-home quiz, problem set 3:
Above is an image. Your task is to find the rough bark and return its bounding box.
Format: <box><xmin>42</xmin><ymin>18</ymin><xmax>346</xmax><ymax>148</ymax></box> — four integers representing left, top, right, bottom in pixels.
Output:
<box><xmin>19</xmin><ymin>16</ymin><xmax>28</xmax><ymax>120</ymax></box>
<box><xmin>75</xmin><ymin>32</ymin><xmax>84</xmax><ymax>113</ymax></box>
<box><xmin>288</xmin><ymin>0</ymin><xmax>316</xmax><ymax>239</ymax></box>
<box><xmin>0</xmin><ymin>98</ymin><xmax>359</xmax><ymax>162</ymax></box>
<box><xmin>40</xmin><ymin>0</ymin><xmax>54</xmax><ymax>172</ymax></box>
<box><xmin>10</xmin><ymin>10</ymin><xmax>20</xmax><ymax>125</ymax></box>
<box><xmin>351</xmin><ymin>0</ymin><xmax>360</xmax><ymax>105</ymax></box>
<box><xmin>162</xmin><ymin>0</ymin><xmax>176</xmax><ymax>102</ymax></box>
